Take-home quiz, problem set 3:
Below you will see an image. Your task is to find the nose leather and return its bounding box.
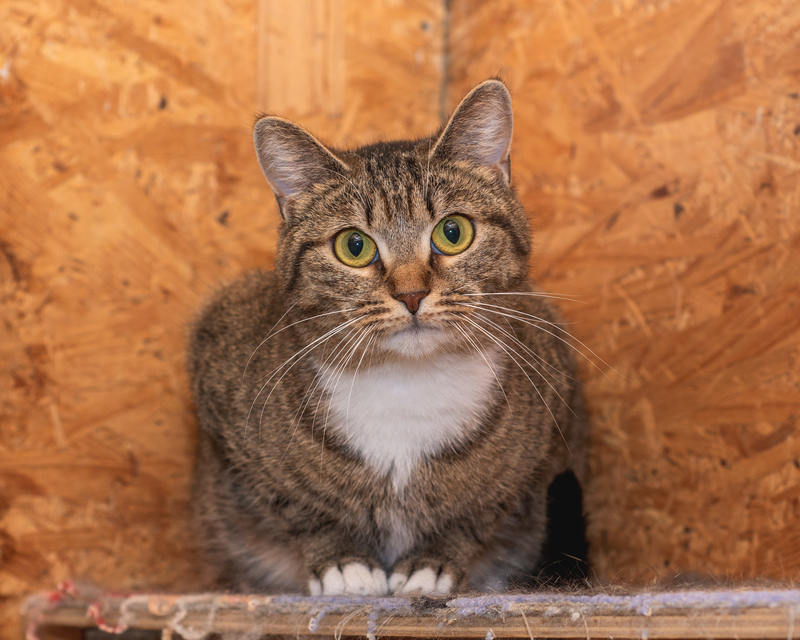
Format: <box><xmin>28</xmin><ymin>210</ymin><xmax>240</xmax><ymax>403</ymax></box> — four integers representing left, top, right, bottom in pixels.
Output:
<box><xmin>395</xmin><ymin>290</ymin><xmax>428</xmax><ymax>314</ymax></box>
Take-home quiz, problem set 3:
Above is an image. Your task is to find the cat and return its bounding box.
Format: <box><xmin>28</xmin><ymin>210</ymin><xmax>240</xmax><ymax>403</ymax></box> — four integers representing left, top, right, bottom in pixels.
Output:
<box><xmin>188</xmin><ymin>79</ymin><xmax>589</xmax><ymax>597</ymax></box>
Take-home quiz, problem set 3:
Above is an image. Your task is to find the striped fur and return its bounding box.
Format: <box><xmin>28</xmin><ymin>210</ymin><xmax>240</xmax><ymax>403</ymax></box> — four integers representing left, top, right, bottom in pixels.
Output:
<box><xmin>189</xmin><ymin>80</ymin><xmax>588</xmax><ymax>595</ymax></box>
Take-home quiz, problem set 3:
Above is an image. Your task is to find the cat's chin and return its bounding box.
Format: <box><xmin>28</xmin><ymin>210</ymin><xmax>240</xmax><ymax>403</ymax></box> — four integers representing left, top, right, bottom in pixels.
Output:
<box><xmin>380</xmin><ymin>324</ymin><xmax>453</xmax><ymax>359</ymax></box>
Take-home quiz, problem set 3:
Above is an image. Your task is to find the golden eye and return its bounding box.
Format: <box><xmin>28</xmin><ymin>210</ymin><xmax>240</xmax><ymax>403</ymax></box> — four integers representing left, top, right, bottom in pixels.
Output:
<box><xmin>431</xmin><ymin>215</ymin><xmax>474</xmax><ymax>256</ymax></box>
<box><xmin>333</xmin><ymin>229</ymin><xmax>378</xmax><ymax>268</ymax></box>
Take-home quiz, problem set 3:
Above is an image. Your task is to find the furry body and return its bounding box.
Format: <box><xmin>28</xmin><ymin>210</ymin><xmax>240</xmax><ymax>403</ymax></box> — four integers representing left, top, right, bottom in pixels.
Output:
<box><xmin>189</xmin><ymin>81</ymin><xmax>588</xmax><ymax>595</ymax></box>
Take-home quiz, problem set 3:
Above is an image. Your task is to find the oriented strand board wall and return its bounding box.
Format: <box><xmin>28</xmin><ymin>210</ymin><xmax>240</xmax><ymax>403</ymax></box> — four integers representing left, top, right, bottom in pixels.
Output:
<box><xmin>0</xmin><ymin>0</ymin><xmax>443</xmax><ymax>635</ymax></box>
<box><xmin>3</xmin><ymin>0</ymin><xmax>800</xmax><ymax>635</ymax></box>
<box><xmin>449</xmin><ymin>0</ymin><xmax>800</xmax><ymax>582</ymax></box>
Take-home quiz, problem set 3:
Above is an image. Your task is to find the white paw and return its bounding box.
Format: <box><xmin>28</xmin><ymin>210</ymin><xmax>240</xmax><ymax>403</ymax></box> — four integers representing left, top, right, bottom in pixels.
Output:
<box><xmin>308</xmin><ymin>562</ymin><xmax>389</xmax><ymax>596</ymax></box>
<box><xmin>388</xmin><ymin>567</ymin><xmax>454</xmax><ymax>595</ymax></box>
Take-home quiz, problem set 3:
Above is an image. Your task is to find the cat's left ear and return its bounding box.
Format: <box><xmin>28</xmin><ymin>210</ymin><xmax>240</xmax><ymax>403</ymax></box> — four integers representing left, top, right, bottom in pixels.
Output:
<box><xmin>430</xmin><ymin>79</ymin><xmax>513</xmax><ymax>185</ymax></box>
<box><xmin>253</xmin><ymin>116</ymin><xmax>350</xmax><ymax>221</ymax></box>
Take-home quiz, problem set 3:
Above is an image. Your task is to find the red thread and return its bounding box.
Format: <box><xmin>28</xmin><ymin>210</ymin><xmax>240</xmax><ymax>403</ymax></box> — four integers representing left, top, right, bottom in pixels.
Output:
<box><xmin>87</xmin><ymin>602</ymin><xmax>128</xmax><ymax>635</ymax></box>
<box><xmin>25</xmin><ymin>618</ymin><xmax>42</xmax><ymax>640</ymax></box>
<box><xmin>58</xmin><ymin>580</ymin><xmax>79</xmax><ymax>598</ymax></box>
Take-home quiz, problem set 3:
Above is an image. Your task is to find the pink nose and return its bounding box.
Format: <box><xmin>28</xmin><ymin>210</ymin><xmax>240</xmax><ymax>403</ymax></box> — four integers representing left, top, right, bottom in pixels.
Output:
<box><xmin>395</xmin><ymin>290</ymin><xmax>428</xmax><ymax>314</ymax></box>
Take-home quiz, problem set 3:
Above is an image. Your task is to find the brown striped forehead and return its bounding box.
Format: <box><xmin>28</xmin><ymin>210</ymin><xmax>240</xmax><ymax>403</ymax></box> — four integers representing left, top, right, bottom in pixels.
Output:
<box><xmin>348</xmin><ymin>141</ymin><xmax>431</xmax><ymax>228</ymax></box>
<box><xmin>290</xmin><ymin>135</ymin><xmax>528</xmax><ymax>263</ymax></box>
<box><xmin>276</xmin><ymin>133</ymin><xmax>530</xmax><ymax>299</ymax></box>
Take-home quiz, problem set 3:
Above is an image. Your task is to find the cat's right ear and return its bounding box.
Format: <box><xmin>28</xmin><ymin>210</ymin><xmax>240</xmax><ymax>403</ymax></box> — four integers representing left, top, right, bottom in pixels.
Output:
<box><xmin>430</xmin><ymin>79</ymin><xmax>514</xmax><ymax>185</ymax></box>
<box><xmin>253</xmin><ymin>117</ymin><xmax>349</xmax><ymax>222</ymax></box>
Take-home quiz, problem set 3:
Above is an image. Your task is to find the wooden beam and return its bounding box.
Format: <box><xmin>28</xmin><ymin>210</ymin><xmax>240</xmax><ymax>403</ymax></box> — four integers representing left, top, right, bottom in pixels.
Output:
<box><xmin>25</xmin><ymin>590</ymin><xmax>800</xmax><ymax>639</ymax></box>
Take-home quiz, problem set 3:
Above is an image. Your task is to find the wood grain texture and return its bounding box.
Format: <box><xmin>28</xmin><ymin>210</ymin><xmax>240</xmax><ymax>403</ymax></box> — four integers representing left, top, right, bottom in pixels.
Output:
<box><xmin>0</xmin><ymin>0</ymin><xmax>443</xmax><ymax>636</ymax></box>
<box><xmin>448</xmin><ymin>0</ymin><xmax>800</xmax><ymax>584</ymax></box>
<box><xmin>4</xmin><ymin>0</ymin><xmax>800</xmax><ymax>636</ymax></box>
<box><xmin>257</xmin><ymin>0</ymin><xmax>445</xmax><ymax>143</ymax></box>
<box><xmin>24</xmin><ymin>589</ymin><xmax>800</xmax><ymax>639</ymax></box>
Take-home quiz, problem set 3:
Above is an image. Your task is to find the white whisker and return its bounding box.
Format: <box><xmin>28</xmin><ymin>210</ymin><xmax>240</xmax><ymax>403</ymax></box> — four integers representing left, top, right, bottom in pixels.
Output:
<box><xmin>449</xmin><ymin>321</ymin><xmax>511</xmax><ymax>410</ymax></box>
<box><xmin>280</xmin><ymin>324</ymin><xmax>364</xmax><ymax>460</ymax></box>
<box><xmin>317</xmin><ymin>324</ymin><xmax>374</xmax><ymax>469</ymax></box>
<box><xmin>467</xmin><ymin>309</ymin><xmax>581</xmax><ymax>386</ymax></box>
<box><xmin>462</xmin><ymin>291</ymin><xmax>586</xmax><ymax>304</ymax></box>
<box><xmin>346</xmin><ymin>332</ymin><xmax>376</xmax><ymax>427</ymax></box>
<box><xmin>308</xmin><ymin>324</ymin><xmax>369</xmax><ymax>424</ymax></box>
<box><xmin>242</xmin><ymin>305</ymin><xmax>358</xmax><ymax>384</ymax></box>
<box><xmin>469</xmin><ymin>312</ymin><xmax>579</xmax><ymax>422</ymax></box>
<box><xmin>256</xmin><ymin>321</ymin><xmax>358</xmax><ymax>443</ymax></box>
<box><xmin>424</xmin><ymin>134</ymin><xmax>432</xmax><ymax>202</ymax></box>
<box><xmin>461</xmin><ymin>301</ymin><xmax>616</xmax><ymax>380</ymax></box>
<box><xmin>244</xmin><ymin>315</ymin><xmax>363</xmax><ymax>442</ymax></box>
<box><xmin>461</xmin><ymin>316</ymin><xmax>570</xmax><ymax>453</ymax></box>
<box><xmin>465</xmin><ymin>300</ymin><xmax>573</xmax><ymax>326</ymax></box>
<box><xmin>308</xmin><ymin>327</ymin><xmax>364</xmax><ymax>431</ymax></box>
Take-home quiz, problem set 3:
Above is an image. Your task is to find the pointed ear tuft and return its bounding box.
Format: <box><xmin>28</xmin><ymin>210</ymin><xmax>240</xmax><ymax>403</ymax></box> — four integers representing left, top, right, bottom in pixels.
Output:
<box><xmin>253</xmin><ymin>117</ymin><xmax>349</xmax><ymax>220</ymax></box>
<box><xmin>431</xmin><ymin>80</ymin><xmax>514</xmax><ymax>184</ymax></box>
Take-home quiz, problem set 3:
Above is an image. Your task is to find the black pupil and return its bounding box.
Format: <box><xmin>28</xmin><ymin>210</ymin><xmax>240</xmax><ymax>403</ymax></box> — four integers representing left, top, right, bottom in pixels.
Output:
<box><xmin>347</xmin><ymin>233</ymin><xmax>364</xmax><ymax>257</ymax></box>
<box><xmin>443</xmin><ymin>219</ymin><xmax>461</xmax><ymax>244</ymax></box>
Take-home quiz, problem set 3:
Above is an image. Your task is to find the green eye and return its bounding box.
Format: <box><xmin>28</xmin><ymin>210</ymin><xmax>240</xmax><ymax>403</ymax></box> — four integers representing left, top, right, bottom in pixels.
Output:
<box><xmin>431</xmin><ymin>215</ymin><xmax>474</xmax><ymax>256</ymax></box>
<box><xmin>333</xmin><ymin>229</ymin><xmax>378</xmax><ymax>268</ymax></box>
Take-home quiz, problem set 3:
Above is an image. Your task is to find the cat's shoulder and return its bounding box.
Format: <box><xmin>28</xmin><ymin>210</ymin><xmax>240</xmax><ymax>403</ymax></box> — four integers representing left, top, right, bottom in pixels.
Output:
<box><xmin>204</xmin><ymin>269</ymin><xmax>277</xmax><ymax>310</ymax></box>
<box><xmin>189</xmin><ymin>269</ymin><xmax>281</xmax><ymax>352</ymax></box>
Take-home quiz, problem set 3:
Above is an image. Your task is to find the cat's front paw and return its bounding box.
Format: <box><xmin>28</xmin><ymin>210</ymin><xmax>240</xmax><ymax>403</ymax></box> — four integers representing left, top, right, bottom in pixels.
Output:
<box><xmin>309</xmin><ymin>562</ymin><xmax>389</xmax><ymax>596</ymax></box>
<box><xmin>388</xmin><ymin>566</ymin><xmax>454</xmax><ymax>596</ymax></box>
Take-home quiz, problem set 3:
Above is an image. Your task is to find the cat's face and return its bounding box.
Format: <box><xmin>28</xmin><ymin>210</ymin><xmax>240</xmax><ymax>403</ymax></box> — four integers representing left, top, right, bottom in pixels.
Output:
<box><xmin>255</xmin><ymin>81</ymin><xmax>531</xmax><ymax>362</ymax></box>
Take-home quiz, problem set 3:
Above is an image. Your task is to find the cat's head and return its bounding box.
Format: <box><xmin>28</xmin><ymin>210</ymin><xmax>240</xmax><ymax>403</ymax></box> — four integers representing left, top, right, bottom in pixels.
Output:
<box><xmin>253</xmin><ymin>80</ymin><xmax>531</xmax><ymax>361</ymax></box>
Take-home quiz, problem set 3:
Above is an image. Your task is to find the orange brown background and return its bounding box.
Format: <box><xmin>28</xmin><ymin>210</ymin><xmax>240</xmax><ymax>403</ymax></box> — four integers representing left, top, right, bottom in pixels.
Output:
<box><xmin>2</xmin><ymin>0</ymin><xmax>800</xmax><ymax>635</ymax></box>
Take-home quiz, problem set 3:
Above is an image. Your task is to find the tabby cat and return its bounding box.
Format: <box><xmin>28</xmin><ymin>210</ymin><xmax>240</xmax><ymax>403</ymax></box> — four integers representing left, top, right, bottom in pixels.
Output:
<box><xmin>189</xmin><ymin>80</ymin><xmax>588</xmax><ymax>596</ymax></box>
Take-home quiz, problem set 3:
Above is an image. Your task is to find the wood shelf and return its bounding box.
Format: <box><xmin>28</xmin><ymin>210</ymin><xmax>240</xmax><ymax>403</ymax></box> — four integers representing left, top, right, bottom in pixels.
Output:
<box><xmin>25</xmin><ymin>586</ymin><xmax>800</xmax><ymax>639</ymax></box>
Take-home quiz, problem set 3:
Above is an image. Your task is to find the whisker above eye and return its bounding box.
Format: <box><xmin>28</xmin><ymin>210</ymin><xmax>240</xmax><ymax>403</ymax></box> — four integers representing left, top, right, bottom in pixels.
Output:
<box><xmin>316</xmin><ymin>166</ymin><xmax>368</xmax><ymax>211</ymax></box>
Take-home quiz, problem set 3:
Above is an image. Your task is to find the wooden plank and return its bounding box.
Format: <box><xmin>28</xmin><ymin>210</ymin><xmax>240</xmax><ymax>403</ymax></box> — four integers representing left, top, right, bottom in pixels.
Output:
<box><xmin>25</xmin><ymin>591</ymin><xmax>800</xmax><ymax>639</ymax></box>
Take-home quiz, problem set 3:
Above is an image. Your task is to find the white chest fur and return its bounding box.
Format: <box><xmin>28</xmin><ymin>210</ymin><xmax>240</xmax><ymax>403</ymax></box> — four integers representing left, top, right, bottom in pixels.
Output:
<box><xmin>320</xmin><ymin>349</ymin><xmax>502</xmax><ymax>489</ymax></box>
